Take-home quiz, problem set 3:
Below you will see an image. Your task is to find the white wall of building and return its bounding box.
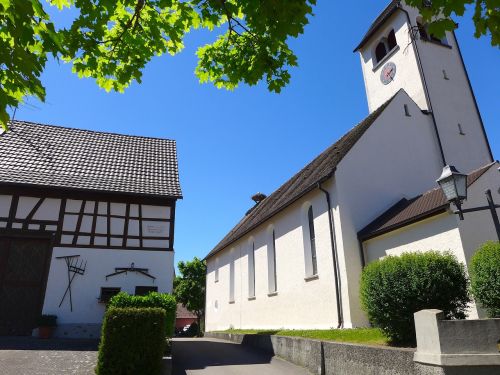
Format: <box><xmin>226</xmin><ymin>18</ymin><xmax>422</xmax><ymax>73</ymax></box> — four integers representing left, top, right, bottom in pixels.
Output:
<box><xmin>205</xmin><ymin>188</ymin><xmax>340</xmax><ymax>331</ymax></box>
<box><xmin>0</xmin><ymin>193</ymin><xmax>176</xmax><ymax>326</ymax></box>
<box><xmin>458</xmin><ymin>165</ymin><xmax>500</xmax><ymax>264</ymax></box>
<box><xmin>364</xmin><ymin>213</ymin><xmax>465</xmax><ymax>263</ymax></box>
<box><xmin>333</xmin><ymin>91</ymin><xmax>444</xmax><ymax>327</ymax></box>
<box><xmin>43</xmin><ymin>247</ymin><xmax>174</xmax><ymax>324</ymax></box>
<box><xmin>360</xmin><ymin>3</ymin><xmax>492</xmax><ymax>174</ymax></box>
<box><xmin>360</xmin><ymin>10</ymin><xmax>428</xmax><ymax>112</ymax></box>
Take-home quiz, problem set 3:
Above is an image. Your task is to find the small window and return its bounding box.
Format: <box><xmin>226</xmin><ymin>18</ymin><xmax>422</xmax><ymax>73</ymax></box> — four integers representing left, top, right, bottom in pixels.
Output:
<box><xmin>375</xmin><ymin>42</ymin><xmax>388</xmax><ymax>63</ymax></box>
<box><xmin>307</xmin><ymin>206</ymin><xmax>318</xmax><ymax>276</ymax></box>
<box><xmin>135</xmin><ymin>286</ymin><xmax>158</xmax><ymax>296</ymax></box>
<box><xmin>99</xmin><ymin>287</ymin><xmax>121</xmax><ymax>303</ymax></box>
<box><xmin>387</xmin><ymin>29</ymin><xmax>397</xmax><ymax>50</ymax></box>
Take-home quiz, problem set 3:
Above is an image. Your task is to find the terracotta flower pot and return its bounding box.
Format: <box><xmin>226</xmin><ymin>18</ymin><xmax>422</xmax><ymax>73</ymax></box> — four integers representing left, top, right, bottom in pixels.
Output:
<box><xmin>38</xmin><ymin>326</ymin><xmax>54</xmax><ymax>339</ymax></box>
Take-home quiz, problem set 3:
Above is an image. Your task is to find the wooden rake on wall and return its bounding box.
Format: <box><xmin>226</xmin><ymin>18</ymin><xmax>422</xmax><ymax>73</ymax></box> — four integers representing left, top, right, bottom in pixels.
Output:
<box><xmin>57</xmin><ymin>255</ymin><xmax>87</xmax><ymax>312</ymax></box>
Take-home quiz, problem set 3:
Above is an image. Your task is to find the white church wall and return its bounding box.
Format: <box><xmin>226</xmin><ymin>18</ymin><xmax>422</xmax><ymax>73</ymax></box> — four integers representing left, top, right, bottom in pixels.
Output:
<box><xmin>205</xmin><ymin>188</ymin><xmax>341</xmax><ymax>331</ymax></box>
<box><xmin>457</xmin><ymin>165</ymin><xmax>500</xmax><ymax>266</ymax></box>
<box><xmin>333</xmin><ymin>91</ymin><xmax>444</xmax><ymax>327</ymax></box>
<box><xmin>362</xmin><ymin>212</ymin><xmax>481</xmax><ymax>319</ymax></box>
<box><xmin>43</xmin><ymin>247</ymin><xmax>174</xmax><ymax>324</ymax></box>
<box><xmin>402</xmin><ymin>5</ymin><xmax>492</xmax><ymax>174</ymax></box>
<box><xmin>363</xmin><ymin>213</ymin><xmax>465</xmax><ymax>263</ymax></box>
<box><xmin>359</xmin><ymin>10</ymin><xmax>427</xmax><ymax>112</ymax></box>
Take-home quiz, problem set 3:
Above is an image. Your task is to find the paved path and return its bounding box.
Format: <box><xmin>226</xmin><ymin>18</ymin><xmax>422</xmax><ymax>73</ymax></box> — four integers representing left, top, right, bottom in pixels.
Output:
<box><xmin>172</xmin><ymin>337</ymin><xmax>311</xmax><ymax>375</ymax></box>
<box><xmin>0</xmin><ymin>337</ymin><xmax>98</xmax><ymax>375</ymax></box>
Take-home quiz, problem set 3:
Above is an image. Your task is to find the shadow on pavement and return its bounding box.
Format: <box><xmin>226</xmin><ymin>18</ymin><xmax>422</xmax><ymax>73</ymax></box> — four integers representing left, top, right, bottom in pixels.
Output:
<box><xmin>0</xmin><ymin>336</ymin><xmax>99</xmax><ymax>351</ymax></box>
<box><xmin>172</xmin><ymin>338</ymin><xmax>275</xmax><ymax>374</ymax></box>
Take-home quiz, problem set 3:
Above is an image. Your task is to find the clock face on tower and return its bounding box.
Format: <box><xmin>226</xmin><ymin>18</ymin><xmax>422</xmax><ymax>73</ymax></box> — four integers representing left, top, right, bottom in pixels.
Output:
<box><xmin>380</xmin><ymin>62</ymin><xmax>397</xmax><ymax>85</ymax></box>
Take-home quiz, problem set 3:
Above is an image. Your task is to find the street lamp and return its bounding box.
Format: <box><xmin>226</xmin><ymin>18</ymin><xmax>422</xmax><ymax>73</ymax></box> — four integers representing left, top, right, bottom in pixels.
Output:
<box><xmin>436</xmin><ymin>165</ymin><xmax>500</xmax><ymax>241</ymax></box>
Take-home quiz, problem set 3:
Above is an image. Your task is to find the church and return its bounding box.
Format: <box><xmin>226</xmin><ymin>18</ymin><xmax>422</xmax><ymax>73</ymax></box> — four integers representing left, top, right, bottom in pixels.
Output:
<box><xmin>204</xmin><ymin>0</ymin><xmax>499</xmax><ymax>331</ymax></box>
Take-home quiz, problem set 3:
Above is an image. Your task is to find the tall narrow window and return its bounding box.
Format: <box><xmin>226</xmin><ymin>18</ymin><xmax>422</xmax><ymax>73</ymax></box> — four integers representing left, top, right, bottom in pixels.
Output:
<box><xmin>375</xmin><ymin>42</ymin><xmax>387</xmax><ymax>63</ymax></box>
<box><xmin>248</xmin><ymin>241</ymin><xmax>256</xmax><ymax>298</ymax></box>
<box><xmin>267</xmin><ymin>229</ymin><xmax>277</xmax><ymax>294</ymax></box>
<box><xmin>387</xmin><ymin>29</ymin><xmax>397</xmax><ymax>50</ymax></box>
<box><xmin>229</xmin><ymin>250</ymin><xmax>235</xmax><ymax>303</ymax></box>
<box><xmin>307</xmin><ymin>206</ymin><xmax>318</xmax><ymax>276</ymax></box>
<box><xmin>214</xmin><ymin>258</ymin><xmax>219</xmax><ymax>283</ymax></box>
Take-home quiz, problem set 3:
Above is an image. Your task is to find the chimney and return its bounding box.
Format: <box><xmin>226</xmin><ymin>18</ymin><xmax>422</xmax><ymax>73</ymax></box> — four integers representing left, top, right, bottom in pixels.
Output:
<box><xmin>251</xmin><ymin>192</ymin><xmax>267</xmax><ymax>205</ymax></box>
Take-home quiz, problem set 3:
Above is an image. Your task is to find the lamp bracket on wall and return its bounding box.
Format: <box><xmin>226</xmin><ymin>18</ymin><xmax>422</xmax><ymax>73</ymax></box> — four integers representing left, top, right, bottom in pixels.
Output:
<box><xmin>105</xmin><ymin>262</ymin><xmax>156</xmax><ymax>282</ymax></box>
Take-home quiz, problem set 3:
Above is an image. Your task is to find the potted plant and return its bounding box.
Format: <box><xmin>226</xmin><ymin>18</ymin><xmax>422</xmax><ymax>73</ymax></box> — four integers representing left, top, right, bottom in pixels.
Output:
<box><xmin>37</xmin><ymin>314</ymin><xmax>57</xmax><ymax>339</ymax></box>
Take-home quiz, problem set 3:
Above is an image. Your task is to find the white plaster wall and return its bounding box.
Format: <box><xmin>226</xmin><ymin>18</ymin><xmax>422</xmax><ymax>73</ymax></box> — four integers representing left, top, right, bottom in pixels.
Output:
<box><xmin>458</xmin><ymin>165</ymin><xmax>500</xmax><ymax>265</ymax></box>
<box><xmin>42</xmin><ymin>247</ymin><xmax>174</xmax><ymax>324</ymax></box>
<box><xmin>360</xmin><ymin>4</ymin><xmax>492</xmax><ymax>173</ymax></box>
<box><xmin>363</xmin><ymin>212</ymin><xmax>481</xmax><ymax>319</ymax></box>
<box><xmin>364</xmin><ymin>213</ymin><xmax>465</xmax><ymax>263</ymax></box>
<box><xmin>333</xmin><ymin>91</ymin><xmax>444</xmax><ymax>327</ymax></box>
<box><xmin>402</xmin><ymin>5</ymin><xmax>492</xmax><ymax>173</ymax></box>
<box><xmin>205</xmin><ymin>188</ymin><xmax>340</xmax><ymax>331</ymax></box>
<box><xmin>359</xmin><ymin>10</ymin><xmax>428</xmax><ymax>112</ymax></box>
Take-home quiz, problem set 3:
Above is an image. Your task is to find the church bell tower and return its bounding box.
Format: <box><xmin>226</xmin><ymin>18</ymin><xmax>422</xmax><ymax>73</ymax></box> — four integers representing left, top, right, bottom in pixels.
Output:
<box><xmin>354</xmin><ymin>0</ymin><xmax>493</xmax><ymax>173</ymax></box>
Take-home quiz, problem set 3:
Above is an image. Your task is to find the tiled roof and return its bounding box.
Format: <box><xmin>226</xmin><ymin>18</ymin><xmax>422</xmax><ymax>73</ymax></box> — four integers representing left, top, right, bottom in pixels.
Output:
<box><xmin>354</xmin><ymin>0</ymin><xmax>400</xmax><ymax>52</ymax></box>
<box><xmin>0</xmin><ymin>120</ymin><xmax>182</xmax><ymax>198</ymax></box>
<box><xmin>205</xmin><ymin>95</ymin><xmax>397</xmax><ymax>259</ymax></box>
<box><xmin>176</xmin><ymin>304</ymin><xmax>197</xmax><ymax>319</ymax></box>
<box><xmin>359</xmin><ymin>162</ymin><xmax>496</xmax><ymax>240</ymax></box>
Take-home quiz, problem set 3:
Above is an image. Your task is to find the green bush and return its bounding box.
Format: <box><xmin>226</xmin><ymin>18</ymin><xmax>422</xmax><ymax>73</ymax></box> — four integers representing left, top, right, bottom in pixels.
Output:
<box><xmin>470</xmin><ymin>241</ymin><xmax>500</xmax><ymax>318</ymax></box>
<box><xmin>360</xmin><ymin>251</ymin><xmax>470</xmax><ymax>345</ymax></box>
<box><xmin>96</xmin><ymin>307</ymin><xmax>166</xmax><ymax>375</ymax></box>
<box><xmin>108</xmin><ymin>292</ymin><xmax>176</xmax><ymax>337</ymax></box>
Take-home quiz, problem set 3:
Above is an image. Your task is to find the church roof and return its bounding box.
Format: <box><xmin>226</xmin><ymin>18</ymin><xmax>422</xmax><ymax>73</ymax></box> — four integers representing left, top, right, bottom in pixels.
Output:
<box><xmin>354</xmin><ymin>0</ymin><xmax>401</xmax><ymax>52</ymax></box>
<box><xmin>0</xmin><ymin>120</ymin><xmax>182</xmax><ymax>199</ymax></box>
<box><xmin>358</xmin><ymin>162</ymin><xmax>497</xmax><ymax>241</ymax></box>
<box><xmin>206</xmin><ymin>95</ymin><xmax>397</xmax><ymax>260</ymax></box>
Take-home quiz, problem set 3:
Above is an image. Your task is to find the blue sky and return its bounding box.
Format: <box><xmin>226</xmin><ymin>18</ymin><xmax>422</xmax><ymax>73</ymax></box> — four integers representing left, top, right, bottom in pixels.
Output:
<box><xmin>15</xmin><ymin>2</ymin><xmax>499</xmax><ymax>266</ymax></box>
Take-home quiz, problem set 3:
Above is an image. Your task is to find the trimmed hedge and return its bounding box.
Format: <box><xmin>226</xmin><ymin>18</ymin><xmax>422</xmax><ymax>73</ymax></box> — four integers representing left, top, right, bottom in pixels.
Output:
<box><xmin>360</xmin><ymin>251</ymin><xmax>470</xmax><ymax>345</ymax></box>
<box><xmin>470</xmin><ymin>241</ymin><xmax>500</xmax><ymax>318</ymax></box>
<box><xmin>108</xmin><ymin>292</ymin><xmax>176</xmax><ymax>337</ymax></box>
<box><xmin>96</xmin><ymin>307</ymin><xmax>166</xmax><ymax>375</ymax></box>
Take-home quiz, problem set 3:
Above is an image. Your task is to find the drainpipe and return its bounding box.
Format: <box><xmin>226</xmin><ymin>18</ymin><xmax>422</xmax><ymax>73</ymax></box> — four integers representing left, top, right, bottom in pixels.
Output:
<box><xmin>398</xmin><ymin>3</ymin><xmax>447</xmax><ymax>167</ymax></box>
<box><xmin>318</xmin><ymin>181</ymin><xmax>343</xmax><ymax>329</ymax></box>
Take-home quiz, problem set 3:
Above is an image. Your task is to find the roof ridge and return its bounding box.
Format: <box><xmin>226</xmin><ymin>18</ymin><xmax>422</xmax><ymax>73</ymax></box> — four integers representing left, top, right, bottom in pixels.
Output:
<box><xmin>206</xmin><ymin>93</ymin><xmax>399</xmax><ymax>259</ymax></box>
<box><xmin>9</xmin><ymin>119</ymin><xmax>177</xmax><ymax>143</ymax></box>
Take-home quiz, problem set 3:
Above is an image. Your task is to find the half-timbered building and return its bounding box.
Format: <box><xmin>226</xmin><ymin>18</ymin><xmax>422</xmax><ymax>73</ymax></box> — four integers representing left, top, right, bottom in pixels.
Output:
<box><xmin>0</xmin><ymin>121</ymin><xmax>182</xmax><ymax>337</ymax></box>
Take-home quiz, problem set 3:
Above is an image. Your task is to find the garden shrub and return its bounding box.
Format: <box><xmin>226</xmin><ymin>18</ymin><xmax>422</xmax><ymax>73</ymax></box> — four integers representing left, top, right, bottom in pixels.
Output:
<box><xmin>96</xmin><ymin>307</ymin><xmax>166</xmax><ymax>375</ymax></box>
<box><xmin>470</xmin><ymin>241</ymin><xmax>500</xmax><ymax>318</ymax></box>
<box><xmin>360</xmin><ymin>251</ymin><xmax>470</xmax><ymax>345</ymax></box>
<box><xmin>108</xmin><ymin>292</ymin><xmax>176</xmax><ymax>337</ymax></box>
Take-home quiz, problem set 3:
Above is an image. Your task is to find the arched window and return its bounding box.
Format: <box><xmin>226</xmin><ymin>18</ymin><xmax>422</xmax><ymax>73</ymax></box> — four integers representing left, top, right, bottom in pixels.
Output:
<box><xmin>248</xmin><ymin>240</ymin><xmax>256</xmax><ymax>298</ymax></box>
<box><xmin>375</xmin><ymin>42</ymin><xmax>388</xmax><ymax>63</ymax></box>
<box><xmin>214</xmin><ymin>257</ymin><xmax>219</xmax><ymax>282</ymax></box>
<box><xmin>388</xmin><ymin>29</ymin><xmax>397</xmax><ymax>50</ymax></box>
<box><xmin>229</xmin><ymin>248</ymin><xmax>235</xmax><ymax>303</ymax></box>
<box><xmin>267</xmin><ymin>227</ymin><xmax>277</xmax><ymax>294</ymax></box>
<box><xmin>307</xmin><ymin>206</ymin><xmax>318</xmax><ymax>276</ymax></box>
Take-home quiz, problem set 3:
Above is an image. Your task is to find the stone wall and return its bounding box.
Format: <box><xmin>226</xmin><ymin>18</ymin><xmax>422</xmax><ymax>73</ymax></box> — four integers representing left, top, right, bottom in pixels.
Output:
<box><xmin>206</xmin><ymin>330</ymin><xmax>500</xmax><ymax>375</ymax></box>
